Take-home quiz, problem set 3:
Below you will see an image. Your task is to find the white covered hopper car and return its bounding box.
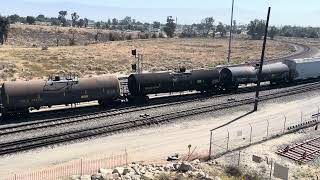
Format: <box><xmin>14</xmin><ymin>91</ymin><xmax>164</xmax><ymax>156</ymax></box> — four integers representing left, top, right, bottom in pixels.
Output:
<box><xmin>284</xmin><ymin>58</ymin><xmax>320</xmax><ymax>81</ymax></box>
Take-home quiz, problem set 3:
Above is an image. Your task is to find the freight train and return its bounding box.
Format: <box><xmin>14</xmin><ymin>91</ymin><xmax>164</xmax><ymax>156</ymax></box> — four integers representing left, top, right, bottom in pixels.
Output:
<box><xmin>1</xmin><ymin>58</ymin><xmax>320</xmax><ymax>117</ymax></box>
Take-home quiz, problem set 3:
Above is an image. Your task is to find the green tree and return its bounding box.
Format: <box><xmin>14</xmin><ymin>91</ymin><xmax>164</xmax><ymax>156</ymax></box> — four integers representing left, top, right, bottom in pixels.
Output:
<box><xmin>143</xmin><ymin>23</ymin><xmax>150</xmax><ymax>32</ymax></box>
<box><xmin>308</xmin><ymin>30</ymin><xmax>319</xmax><ymax>38</ymax></box>
<box><xmin>95</xmin><ymin>21</ymin><xmax>101</xmax><ymax>29</ymax></box>
<box><xmin>153</xmin><ymin>21</ymin><xmax>161</xmax><ymax>29</ymax></box>
<box><xmin>120</xmin><ymin>16</ymin><xmax>132</xmax><ymax>26</ymax></box>
<box><xmin>180</xmin><ymin>26</ymin><xmax>197</xmax><ymax>38</ymax></box>
<box><xmin>112</xmin><ymin>18</ymin><xmax>118</xmax><ymax>26</ymax></box>
<box><xmin>77</xmin><ymin>19</ymin><xmax>85</xmax><ymax>28</ymax></box>
<box><xmin>216</xmin><ymin>22</ymin><xmax>226</xmax><ymax>37</ymax></box>
<box><xmin>36</xmin><ymin>14</ymin><xmax>45</xmax><ymax>22</ymax></box>
<box><xmin>268</xmin><ymin>26</ymin><xmax>278</xmax><ymax>40</ymax></box>
<box><xmin>58</xmin><ymin>11</ymin><xmax>68</xmax><ymax>26</ymax></box>
<box><xmin>84</xmin><ymin>18</ymin><xmax>89</xmax><ymax>28</ymax></box>
<box><xmin>71</xmin><ymin>12</ymin><xmax>79</xmax><ymax>27</ymax></box>
<box><xmin>0</xmin><ymin>16</ymin><xmax>10</xmax><ymax>45</ymax></box>
<box><xmin>202</xmin><ymin>17</ymin><xmax>215</xmax><ymax>37</ymax></box>
<box><xmin>26</xmin><ymin>16</ymin><xmax>36</xmax><ymax>25</ymax></box>
<box><xmin>107</xmin><ymin>19</ymin><xmax>111</xmax><ymax>26</ymax></box>
<box><xmin>8</xmin><ymin>14</ymin><xmax>20</xmax><ymax>23</ymax></box>
<box><xmin>232</xmin><ymin>20</ymin><xmax>237</xmax><ymax>33</ymax></box>
<box><xmin>247</xmin><ymin>19</ymin><xmax>266</xmax><ymax>40</ymax></box>
<box><xmin>50</xmin><ymin>17</ymin><xmax>61</xmax><ymax>26</ymax></box>
<box><xmin>163</xmin><ymin>16</ymin><xmax>176</xmax><ymax>38</ymax></box>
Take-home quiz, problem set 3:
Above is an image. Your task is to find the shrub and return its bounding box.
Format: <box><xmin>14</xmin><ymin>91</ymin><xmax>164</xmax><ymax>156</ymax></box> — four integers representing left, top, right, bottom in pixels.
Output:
<box><xmin>126</xmin><ymin>34</ymin><xmax>133</xmax><ymax>40</ymax></box>
<box><xmin>243</xmin><ymin>173</ymin><xmax>262</xmax><ymax>180</ymax></box>
<box><xmin>159</xmin><ymin>32</ymin><xmax>165</xmax><ymax>38</ymax></box>
<box><xmin>225</xmin><ymin>166</ymin><xmax>242</xmax><ymax>177</ymax></box>
<box><xmin>151</xmin><ymin>33</ymin><xmax>157</xmax><ymax>38</ymax></box>
<box><xmin>108</xmin><ymin>32</ymin><xmax>122</xmax><ymax>41</ymax></box>
<box><xmin>69</xmin><ymin>38</ymin><xmax>76</xmax><ymax>46</ymax></box>
<box><xmin>139</xmin><ymin>33</ymin><xmax>149</xmax><ymax>39</ymax></box>
<box><xmin>180</xmin><ymin>27</ymin><xmax>197</xmax><ymax>38</ymax></box>
<box><xmin>156</xmin><ymin>173</ymin><xmax>171</xmax><ymax>180</ymax></box>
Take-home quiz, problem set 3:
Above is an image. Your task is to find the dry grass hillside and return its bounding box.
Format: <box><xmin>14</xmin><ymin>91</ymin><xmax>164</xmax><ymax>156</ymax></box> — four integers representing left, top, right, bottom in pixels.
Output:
<box><xmin>0</xmin><ymin>25</ymin><xmax>294</xmax><ymax>82</ymax></box>
<box><xmin>6</xmin><ymin>24</ymin><xmax>141</xmax><ymax>47</ymax></box>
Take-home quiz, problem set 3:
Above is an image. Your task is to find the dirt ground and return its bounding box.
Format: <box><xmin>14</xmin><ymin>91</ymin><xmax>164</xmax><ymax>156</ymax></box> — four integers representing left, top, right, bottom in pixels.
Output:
<box><xmin>1</xmin><ymin>91</ymin><xmax>320</xmax><ymax>179</ymax></box>
<box><xmin>280</xmin><ymin>37</ymin><xmax>320</xmax><ymax>49</ymax></box>
<box><xmin>216</xmin><ymin>129</ymin><xmax>320</xmax><ymax>180</ymax></box>
<box><xmin>0</xmin><ymin>38</ymin><xmax>292</xmax><ymax>82</ymax></box>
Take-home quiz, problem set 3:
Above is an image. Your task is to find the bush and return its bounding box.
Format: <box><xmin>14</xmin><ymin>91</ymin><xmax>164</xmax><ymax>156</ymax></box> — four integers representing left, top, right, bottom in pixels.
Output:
<box><xmin>108</xmin><ymin>32</ymin><xmax>122</xmax><ymax>41</ymax></box>
<box><xmin>151</xmin><ymin>33</ymin><xmax>157</xmax><ymax>38</ymax></box>
<box><xmin>69</xmin><ymin>38</ymin><xmax>76</xmax><ymax>46</ymax></box>
<box><xmin>126</xmin><ymin>34</ymin><xmax>133</xmax><ymax>40</ymax></box>
<box><xmin>243</xmin><ymin>173</ymin><xmax>262</xmax><ymax>180</ymax></box>
<box><xmin>225</xmin><ymin>166</ymin><xmax>242</xmax><ymax>177</ymax></box>
<box><xmin>159</xmin><ymin>33</ymin><xmax>165</xmax><ymax>38</ymax></box>
<box><xmin>179</xmin><ymin>27</ymin><xmax>197</xmax><ymax>38</ymax></box>
<box><xmin>156</xmin><ymin>173</ymin><xmax>171</xmax><ymax>180</ymax></box>
<box><xmin>139</xmin><ymin>33</ymin><xmax>149</xmax><ymax>39</ymax></box>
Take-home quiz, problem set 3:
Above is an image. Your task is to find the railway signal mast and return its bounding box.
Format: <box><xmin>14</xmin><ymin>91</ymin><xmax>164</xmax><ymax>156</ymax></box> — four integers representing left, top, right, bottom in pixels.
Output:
<box><xmin>131</xmin><ymin>49</ymin><xmax>144</xmax><ymax>74</ymax></box>
<box><xmin>227</xmin><ymin>0</ymin><xmax>235</xmax><ymax>64</ymax></box>
<box><xmin>254</xmin><ymin>4</ymin><xmax>272</xmax><ymax>111</ymax></box>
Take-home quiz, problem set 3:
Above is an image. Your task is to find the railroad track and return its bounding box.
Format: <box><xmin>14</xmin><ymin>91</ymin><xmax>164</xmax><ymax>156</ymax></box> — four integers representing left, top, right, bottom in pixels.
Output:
<box><xmin>271</xmin><ymin>41</ymin><xmax>312</xmax><ymax>61</ymax></box>
<box><xmin>277</xmin><ymin>136</ymin><xmax>320</xmax><ymax>163</ymax></box>
<box><xmin>0</xmin><ymin>79</ymin><xmax>318</xmax><ymax>137</ymax></box>
<box><xmin>1</xmin><ymin>40</ymin><xmax>311</xmax><ymax>124</ymax></box>
<box><xmin>0</xmin><ymin>89</ymin><xmax>247</xmax><ymax>136</ymax></box>
<box><xmin>208</xmin><ymin>41</ymin><xmax>312</xmax><ymax>70</ymax></box>
<box><xmin>1</xmin><ymin>80</ymin><xmax>320</xmax><ymax>156</ymax></box>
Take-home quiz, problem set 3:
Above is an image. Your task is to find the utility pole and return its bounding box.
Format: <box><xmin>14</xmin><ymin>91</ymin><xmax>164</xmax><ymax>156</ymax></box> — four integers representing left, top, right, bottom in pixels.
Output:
<box><xmin>176</xmin><ymin>16</ymin><xmax>178</xmax><ymax>33</ymax></box>
<box><xmin>254</xmin><ymin>6</ymin><xmax>271</xmax><ymax>111</ymax></box>
<box><xmin>227</xmin><ymin>0</ymin><xmax>235</xmax><ymax>64</ymax></box>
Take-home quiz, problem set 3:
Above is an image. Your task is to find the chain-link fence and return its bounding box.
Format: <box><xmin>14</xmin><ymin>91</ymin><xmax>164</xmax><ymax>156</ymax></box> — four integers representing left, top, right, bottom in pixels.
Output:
<box><xmin>209</xmin><ymin>105</ymin><xmax>320</xmax><ymax>158</ymax></box>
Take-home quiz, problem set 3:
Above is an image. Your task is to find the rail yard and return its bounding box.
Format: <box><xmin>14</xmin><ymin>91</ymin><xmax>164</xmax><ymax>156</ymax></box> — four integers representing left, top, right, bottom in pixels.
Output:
<box><xmin>1</xmin><ymin>1</ymin><xmax>320</xmax><ymax>179</ymax></box>
<box><xmin>0</xmin><ymin>37</ymin><xmax>319</xmax><ymax>179</ymax></box>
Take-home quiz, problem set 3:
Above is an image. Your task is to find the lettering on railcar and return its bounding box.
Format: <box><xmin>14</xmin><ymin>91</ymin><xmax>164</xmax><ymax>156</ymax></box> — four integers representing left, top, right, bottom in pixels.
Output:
<box><xmin>81</xmin><ymin>95</ymin><xmax>89</xmax><ymax>99</ymax></box>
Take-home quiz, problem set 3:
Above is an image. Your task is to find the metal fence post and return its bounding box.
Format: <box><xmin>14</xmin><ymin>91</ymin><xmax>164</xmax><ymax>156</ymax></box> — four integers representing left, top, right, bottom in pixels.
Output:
<box><xmin>269</xmin><ymin>158</ymin><xmax>273</xmax><ymax>180</ymax></box>
<box><xmin>80</xmin><ymin>159</ymin><xmax>83</xmax><ymax>176</ymax></box>
<box><xmin>237</xmin><ymin>150</ymin><xmax>241</xmax><ymax>167</ymax></box>
<box><xmin>227</xmin><ymin>129</ymin><xmax>230</xmax><ymax>151</ymax></box>
<box><xmin>249</xmin><ymin>123</ymin><xmax>253</xmax><ymax>144</ymax></box>
<box><xmin>266</xmin><ymin>120</ymin><xmax>269</xmax><ymax>138</ymax></box>
<box><xmin>125</xmin><ymin>148</ymin><xmax>128</xmax><ymax>167</ymax></box>
<box><xmin>317</xmin><ymin>106</ymin><xmax>319</xmax><ymax>122</ymax></box>
<box><xmin>283</xmin><ymin>115</ymin><xmax>287</xmax><ymax>133</ymax></box>
<box><xmin>301</xmin><ymin>111</ymin><xmax>303</xmax><ymax>124</ymax></box>
<box><xmin>209</xmin><ymin>131</ymin><xmax>213</xmax><ymax>159</ymax></box>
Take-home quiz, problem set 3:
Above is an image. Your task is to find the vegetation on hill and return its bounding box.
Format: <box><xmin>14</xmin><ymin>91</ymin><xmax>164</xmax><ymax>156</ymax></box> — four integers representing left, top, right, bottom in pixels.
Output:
<box><xmin>0</xmin><ymin>38</ymin><xmax>291</xmax><ymax>82</ymax></box>
<box><xmin>0</xmin><ymin>11</ymin><xmax>318</xmax><ymax>46</ymax></box>
<box><xmin>0</xmin><ymin>16</ymin><xmax>10</xmax><ymax>44</ymax></box>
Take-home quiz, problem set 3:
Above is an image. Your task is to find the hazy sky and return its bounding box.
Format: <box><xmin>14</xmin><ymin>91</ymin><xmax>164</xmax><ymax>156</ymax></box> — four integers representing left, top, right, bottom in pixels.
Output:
<box><xmin>0</xmin><ymin>0</ymin><xmax>319</xmax><ymax>26</ymax></box>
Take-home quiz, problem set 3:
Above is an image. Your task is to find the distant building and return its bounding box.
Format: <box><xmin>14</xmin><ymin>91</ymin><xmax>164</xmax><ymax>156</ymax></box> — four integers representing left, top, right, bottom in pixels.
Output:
<box><xmin>87</xmin><ymin>20</ymin><xmax>95</xmax><ymax>28</ymax></box>
<box><xmin>150</xmin><ymin>27</ymin><xmax>161</xmax><ymax>33</ymax></box>
<box><xmin>35</xmin><ymin>21</ymin><xmax>52</xmax><ymax>26</ymax></box>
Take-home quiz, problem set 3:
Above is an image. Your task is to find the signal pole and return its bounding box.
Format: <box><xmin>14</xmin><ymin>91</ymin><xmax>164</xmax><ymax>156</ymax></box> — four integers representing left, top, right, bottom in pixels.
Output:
<box><xmin>227</xmin><ymin>0</ymin><xmax>235</xmax><ymax>64</ymax></box>
<box><xmin>131</xmin><ymin>49</ymin><xmax>143</xmax><ymax>74</ymax></box>
<box><xmin>254</xmin><ymin>6</ymin><xmax>271</xmax><ymax>111</ymax></box>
